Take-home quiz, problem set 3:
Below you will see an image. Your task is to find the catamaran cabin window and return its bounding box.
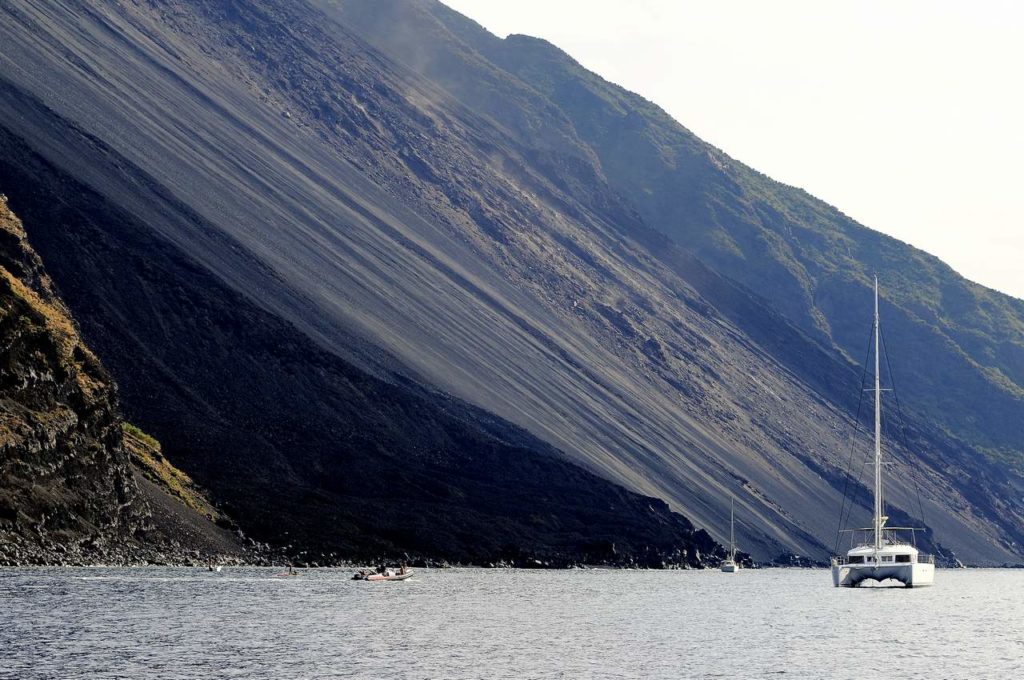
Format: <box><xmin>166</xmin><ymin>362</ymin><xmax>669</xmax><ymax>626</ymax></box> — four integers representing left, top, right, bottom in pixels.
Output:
<box><xmin>895</xmin><ymin>554</ymin><xmax>912</xmax><ymax>563</ymax></box>
<box><xmin>848</xmin><ymin>556</ymin><xmax>865</xmax><ymax>564</ymax></box>
<box><xmin>881</xmin><ymin>555</ymin><xmax>894</xmax><ymax>562</ymax></box>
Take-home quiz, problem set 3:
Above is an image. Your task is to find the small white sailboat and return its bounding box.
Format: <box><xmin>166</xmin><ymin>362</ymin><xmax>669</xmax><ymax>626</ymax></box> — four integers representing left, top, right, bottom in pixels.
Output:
<box><xmin>830</xmin><ymin>278</ymin><xmax>935</xmax><ymax>588</ymax></box>
<box><xmin>720</xmin><ymin>498</ymin><xmax>740</xmax><ymax>573</ymax></box>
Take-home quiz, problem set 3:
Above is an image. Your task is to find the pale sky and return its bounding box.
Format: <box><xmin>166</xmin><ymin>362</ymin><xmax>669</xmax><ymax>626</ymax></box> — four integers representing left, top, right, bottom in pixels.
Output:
<box><xmin>443</xmin><ymin>0</ymin><xmax>1024</xmax><ymax>300</ymax></box>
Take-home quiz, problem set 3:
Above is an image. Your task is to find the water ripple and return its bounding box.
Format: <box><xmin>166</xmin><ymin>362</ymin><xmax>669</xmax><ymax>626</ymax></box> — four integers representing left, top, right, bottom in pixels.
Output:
<box><xmin>1</xmin><ymin>567</ymin><xmax>1021</xmax><ymax>679</ymax></box>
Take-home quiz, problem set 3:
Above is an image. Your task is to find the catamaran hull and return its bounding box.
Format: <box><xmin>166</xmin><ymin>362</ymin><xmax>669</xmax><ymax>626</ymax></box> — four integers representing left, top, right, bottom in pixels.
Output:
<box><xmin>831</xmin><ymin>562</ymin><xmax>934</xmax><ymax>588</ymax></box>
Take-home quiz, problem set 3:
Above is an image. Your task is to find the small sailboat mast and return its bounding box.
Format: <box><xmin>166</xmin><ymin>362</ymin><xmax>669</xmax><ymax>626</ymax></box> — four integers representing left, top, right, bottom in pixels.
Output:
<box><xmin>720</xmin><ymin>496</ymin><xmax>739</xmax><ymax>572</ymax></box>
<box><xmin>729</xmin><ymin>497</ymin><xmax>736</xmax><ymax>561</ymax></box>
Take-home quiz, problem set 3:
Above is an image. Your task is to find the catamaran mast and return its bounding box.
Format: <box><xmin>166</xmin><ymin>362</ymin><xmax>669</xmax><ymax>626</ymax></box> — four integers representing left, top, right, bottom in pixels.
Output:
<box><xmin>873</xmin><ymin>276</ymin><xmax>883</xmax><ymax>550</ymax></box>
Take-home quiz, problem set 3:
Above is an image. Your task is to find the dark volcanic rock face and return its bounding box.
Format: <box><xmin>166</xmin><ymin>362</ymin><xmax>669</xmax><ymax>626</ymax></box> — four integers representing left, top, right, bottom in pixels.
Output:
<box><xmin>0</xmin><ymin>199</ymin><xmax>138</xmax><ymax>563</ymax></box>
<box><xmin>0</xmin><ymin>200</ymin><xmax>244</xmax><ymax>565</ymax></box>
<box><xmin>0</xmin><ymin>0</ymin><xmax>1020</xmax><ymax>565</ymax></box>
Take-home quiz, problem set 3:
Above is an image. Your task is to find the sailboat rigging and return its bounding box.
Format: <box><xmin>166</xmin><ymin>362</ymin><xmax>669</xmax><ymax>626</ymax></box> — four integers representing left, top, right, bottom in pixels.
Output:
<box><xmin>720</xmin><ymin>497</ymin><xmax>739</xmax><ymax>573</ymax></box>
<box><xmin>830</xmin><ymin>277</ymin><xmax>935</xmax><ymax>587</ymax></box>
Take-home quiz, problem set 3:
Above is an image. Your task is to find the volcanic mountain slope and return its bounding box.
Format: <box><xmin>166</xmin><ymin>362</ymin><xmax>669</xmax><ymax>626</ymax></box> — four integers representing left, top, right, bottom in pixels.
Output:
<box><xmin>327</xmin><ymin>0</ymin><xmax>1024</xmax><ymax>470</ymax></box>
<box><xmin>320</xmin><ymin>0</ymin><xmax>1024</xmax><ymax>558</ymax></box>
<box><xmin>0</xmin><ymin>0</ymin><xmax>1020</xmax><ymax>564</ymax></box>
<box><xmin>0</xmin><ymin>198</ymin><xmax>243</xmax><ymax>565</ymax></box>
<box><xmin>0</xmin><ymin>144</ymin><xmax>723</xmax><ymax>568</ymax></box>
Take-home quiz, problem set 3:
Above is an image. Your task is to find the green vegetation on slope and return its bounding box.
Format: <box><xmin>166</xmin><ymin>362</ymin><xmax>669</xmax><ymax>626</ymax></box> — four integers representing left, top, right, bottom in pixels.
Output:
<box><xmin>123</xmin><ymin>423</ymin><xmax>224</xmax><ymax>522</ymax></box>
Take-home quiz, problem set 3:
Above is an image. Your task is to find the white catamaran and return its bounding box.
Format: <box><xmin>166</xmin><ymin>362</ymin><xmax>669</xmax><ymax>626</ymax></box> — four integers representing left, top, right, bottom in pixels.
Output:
<box><xmin>720</xmin><ymin>497</ymin><xmax>739</xmax><ymax>573</ymax></box>
<box><xmin>830</xmin><ymin>277</ymin><xmax>935</xmax><ymax>588</ymax></box>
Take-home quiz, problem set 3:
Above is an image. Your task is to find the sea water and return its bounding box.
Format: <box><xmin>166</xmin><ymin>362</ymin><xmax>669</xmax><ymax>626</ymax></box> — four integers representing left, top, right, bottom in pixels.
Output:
<box><xmin>1</xmin><ymin>567</ymin><xmax>1021</xmax><ymax>678</ymax></box>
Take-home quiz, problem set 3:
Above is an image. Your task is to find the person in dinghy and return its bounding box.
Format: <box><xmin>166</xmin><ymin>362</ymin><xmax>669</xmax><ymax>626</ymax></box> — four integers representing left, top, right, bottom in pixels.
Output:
<box><xmin>352</xmin><ymin>564</ymin><xmax>413</xmax><ymax>581</ymax></box>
